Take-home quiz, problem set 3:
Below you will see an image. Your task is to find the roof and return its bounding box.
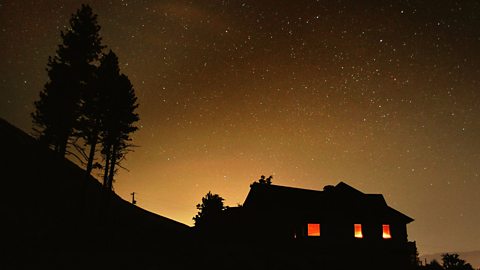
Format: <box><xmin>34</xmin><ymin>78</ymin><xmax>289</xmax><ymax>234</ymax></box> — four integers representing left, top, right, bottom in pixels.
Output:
<box><xmin>243</xmin><ymin>182</ymin><xmax>414</xmax><ymax>224</ymax></box>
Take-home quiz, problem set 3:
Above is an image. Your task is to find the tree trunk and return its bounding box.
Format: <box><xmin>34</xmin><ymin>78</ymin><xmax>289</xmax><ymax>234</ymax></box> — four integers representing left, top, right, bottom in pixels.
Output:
<box><xmin>58</xmin><ymin>140</ymin><xmax>67</xmax><ymax>157</ymax></box>
<box><xmin>85</xmin><ymin>135</ymin><xmax>98</xmax><ymax>176</ymax></box>
<box><xmin>107</xmin><ymin>142</ymin><xmax>118</xmax><ymax>190</ymax></box>
<box><xmin>53</xmin><ymin>142</ymin><xmax>59</xmax><ymax>154</ymax></box>
<box><xmin>58</xmin><ymin>132</ymin><xmax>69</xmax><ymax>157</ymax></box>
<box><xmin>103</xmin><ymin>143</ymin><xmax>111</xmax><ymax>189</ymax></box>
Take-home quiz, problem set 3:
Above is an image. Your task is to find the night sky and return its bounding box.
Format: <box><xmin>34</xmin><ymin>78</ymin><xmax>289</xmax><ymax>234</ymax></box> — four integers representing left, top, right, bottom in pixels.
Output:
<box><xmin>1</xmin><ymin>0</ymin><xmax>479</xmax><ymax>255</ymax></box>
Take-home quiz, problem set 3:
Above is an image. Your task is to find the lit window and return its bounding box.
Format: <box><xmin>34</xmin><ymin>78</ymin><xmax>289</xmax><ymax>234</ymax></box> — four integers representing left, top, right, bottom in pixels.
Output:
<box><xmin>354</xmin><ymin>224</ymin><xmax>363</xmax><ymax>238</ymax></box>
<box><xmin>382</xmin><ymin>224</ymin><xmax>392</xmax><ymax>239</ymax></box>
<box><xmin>307</xmin><ymin>223</ymin><xmax>320</xmax><ymax>236</ymax></box>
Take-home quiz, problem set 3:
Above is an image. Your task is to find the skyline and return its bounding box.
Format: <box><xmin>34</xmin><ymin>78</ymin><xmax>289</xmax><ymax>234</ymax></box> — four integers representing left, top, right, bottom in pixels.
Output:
<box><xmin>1</xmin><ymin>0</ymin><xmax>479</xmax><ymax>255</ymax></box>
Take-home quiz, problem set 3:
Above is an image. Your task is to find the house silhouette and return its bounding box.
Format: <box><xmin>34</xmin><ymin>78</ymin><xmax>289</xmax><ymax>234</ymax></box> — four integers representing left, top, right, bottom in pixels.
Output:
<box><xmin>204</xmin><ymin>182</ymin><xmax>418</xmax><ymax>270</ymax></box>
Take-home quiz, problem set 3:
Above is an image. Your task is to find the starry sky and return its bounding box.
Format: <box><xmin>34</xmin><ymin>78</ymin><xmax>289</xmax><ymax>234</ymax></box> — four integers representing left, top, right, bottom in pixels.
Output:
<box><xmin>1</xmin><ymin>0</ymin><xmax>479</xmax><ymax>255</ymax></box>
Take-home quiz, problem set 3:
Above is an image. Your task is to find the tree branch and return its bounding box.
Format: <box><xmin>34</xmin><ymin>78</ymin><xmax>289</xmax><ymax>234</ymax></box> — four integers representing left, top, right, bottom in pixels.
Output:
<box><xmin>66</xmin><ymin>150</ymin><xmax>87</xmax><ymax>166</ymax></box>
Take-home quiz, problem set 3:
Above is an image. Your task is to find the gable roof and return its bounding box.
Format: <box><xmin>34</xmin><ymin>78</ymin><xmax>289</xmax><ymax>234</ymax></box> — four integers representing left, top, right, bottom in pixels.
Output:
<box><xmin>243</xmin><ymin>182</ymin><xmax>413</xmax><ymax>224</ymax></box>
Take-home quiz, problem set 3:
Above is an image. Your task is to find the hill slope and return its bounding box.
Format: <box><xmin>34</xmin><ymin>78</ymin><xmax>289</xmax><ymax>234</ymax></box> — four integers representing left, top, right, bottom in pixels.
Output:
<box><xmin>0</xmin><ymin>118</ymin><xmax>193</xmax><ymax>269</ymax></box>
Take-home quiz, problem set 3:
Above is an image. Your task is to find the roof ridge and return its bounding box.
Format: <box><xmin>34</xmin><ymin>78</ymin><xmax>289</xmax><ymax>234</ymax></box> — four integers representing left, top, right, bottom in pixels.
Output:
<box><xmin>258</xmin><ymin>183</ymin><xmax>324</xmax><ymax>193</ymax></box>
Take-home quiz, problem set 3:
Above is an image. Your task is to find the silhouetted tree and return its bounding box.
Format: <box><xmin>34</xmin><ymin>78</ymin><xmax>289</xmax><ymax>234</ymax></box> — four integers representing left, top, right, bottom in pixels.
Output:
<box><xmin>421</xmin><ymin>254</ymin><xmax>476</xmax><ymax>270</ymax></box>
<box><xmin>442</xmin><ymin>253</ymin><xmax>475</xmax><ymax>270</ymax></box>
<box><xmin>261</xmin><ymin>175</ymin><xmax>273</xmax><ymax>185</ymax></box>
<box><xmin>412</xmin><ymin>242</ymin><xmax>422</xmax><ymax>268</ymax></box>
<box><xmin>77</xmin><ymin>51</ymin><xmax>119</xmax><ymax>177</ymax></box>
<box><xmin>423</xmin><ymin>260</ymin><xmax>444</xmax><ymax>270</ymax></box>
<box><xmin>193</xmin><ymin>191</ymin><xmax>225</xmax><ymax>227</ymax></box>
<box><xmin>98</xmin><ymin>51</ymin><xmax>139</xmax><ymax>190</ymax></box>
<box><xmin>250</xmin><ymin>175</ymin><xmax>273</xmax><ymax>186</ymax></box>
<box><xmin>32</xmin><ymin>4</ymin><xmax>103</xmax><ymax>157</ymax></box>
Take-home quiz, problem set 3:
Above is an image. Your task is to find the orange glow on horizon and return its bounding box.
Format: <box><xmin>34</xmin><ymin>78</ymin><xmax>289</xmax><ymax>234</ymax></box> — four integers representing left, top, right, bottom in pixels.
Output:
<box><xmin>307</xmin><ymin>223</ymin><xmax>320</xmax><ymax>236</ymax></box>
<box><xmin>354</xmin><ymin>224</ymin><xmax>363</xmax><ymax>238</ymax></box>
<box><xmin>382</xmin><ymin>224</ymin><xmax>392</xmax><ymax>239</ymax></box>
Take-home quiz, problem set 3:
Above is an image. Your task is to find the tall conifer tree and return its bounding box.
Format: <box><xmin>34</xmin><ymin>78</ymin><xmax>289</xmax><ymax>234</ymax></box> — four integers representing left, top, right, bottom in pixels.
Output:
<box><xmin>97</xmin><ymin>51</ymin><xmax>139</xmax><ymax>189</ymax></box>
<box><xmin>79</xmin><ymin>50</ymin><xmax>120</xmax><ymax>176</ymax></box>
<box><xmin>32</xmin><ymin>4</ymin><xmax>103</xmax><ymax>156</ymax></box>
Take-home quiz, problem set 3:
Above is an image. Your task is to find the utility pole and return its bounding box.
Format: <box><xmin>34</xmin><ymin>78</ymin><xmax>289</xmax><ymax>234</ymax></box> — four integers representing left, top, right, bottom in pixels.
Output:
<box><xmin>130</xmin><ymin>192</ymin><xmax>137</xmax><ymax>205</ymax></box>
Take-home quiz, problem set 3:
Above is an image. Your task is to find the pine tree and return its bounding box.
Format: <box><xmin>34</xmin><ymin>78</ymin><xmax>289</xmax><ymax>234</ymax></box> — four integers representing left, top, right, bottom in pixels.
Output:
<box><xmin>79</xmin><ymin>51</ymin><xmax>119</xmax><ymax>176</ymax></box>
<box><xmin>98</xmin><ymin>51</ymin><xmax>139</xmax><ymax>190</ymax></box>
<box><xmin>32</xmin><ymin>4</ymin><xmax>103</xmax><ymax>156</ymax></box>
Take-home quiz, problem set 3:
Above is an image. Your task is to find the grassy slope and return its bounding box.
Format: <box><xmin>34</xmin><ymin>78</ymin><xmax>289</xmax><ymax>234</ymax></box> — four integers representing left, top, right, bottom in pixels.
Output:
<box><xmin>0</xmin><ymin>118</ymin><xmax>194</xmax><ymax>269</ymax></box>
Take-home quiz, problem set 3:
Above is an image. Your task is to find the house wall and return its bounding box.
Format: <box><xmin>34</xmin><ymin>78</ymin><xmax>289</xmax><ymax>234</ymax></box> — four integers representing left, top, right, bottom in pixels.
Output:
<box><xmin>296</xmin><ymin>218</ymin><xmax>408</xmax><ymax>243</ymax></box>
<box><xmin>391</xmin><ymin>223</ymin><xmax>408</xmax><ymax>242</ymax></box>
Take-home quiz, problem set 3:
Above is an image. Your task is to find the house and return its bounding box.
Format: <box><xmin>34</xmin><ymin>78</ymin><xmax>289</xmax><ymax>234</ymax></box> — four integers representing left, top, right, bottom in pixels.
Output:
<box><xmin>241</xmin><ymin>182</ymin><xmax>413</xmax><ymax>241</ymax></box>
<box><xmin>211</xmin><ymin>182</ymin><xmax>418</xmax><ymax>269</ymax></box>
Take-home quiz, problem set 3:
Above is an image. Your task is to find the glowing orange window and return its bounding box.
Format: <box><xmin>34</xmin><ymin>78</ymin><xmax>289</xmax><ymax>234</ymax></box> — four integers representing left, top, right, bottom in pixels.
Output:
<box><xmin>307</xmin><ymin>223</ymin><xmax>320</xmax><ymax>236</ymax></box>
<box><xmin>382</xmin><ymin>224</ymin><xmax>392</xmax><ymax>239</ymax></box>
<box><xmin>354</xmin><ymin>224</ymin><xmax>363</xmax><ymax>238</ymax></box>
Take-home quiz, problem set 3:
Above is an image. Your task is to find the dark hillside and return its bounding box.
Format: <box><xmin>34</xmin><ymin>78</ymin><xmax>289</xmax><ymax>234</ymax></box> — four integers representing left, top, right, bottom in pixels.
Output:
<box><xmin>0</xmin><ymin>118</ymin><xmax>193</xmax><ymax>269</ymax></box>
